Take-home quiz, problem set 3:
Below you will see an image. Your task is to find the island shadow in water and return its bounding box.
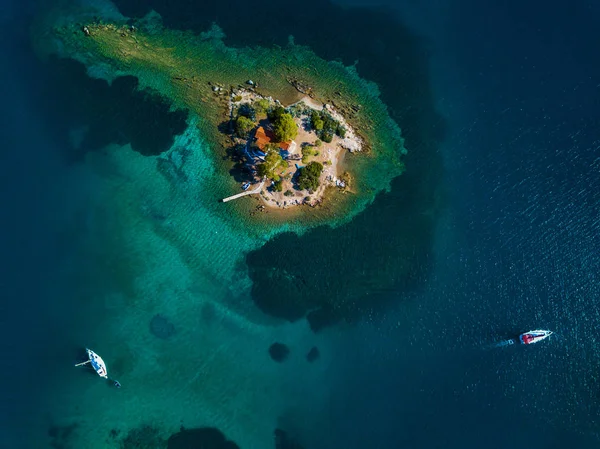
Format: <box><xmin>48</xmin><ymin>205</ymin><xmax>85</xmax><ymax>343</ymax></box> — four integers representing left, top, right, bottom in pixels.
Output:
<box><xmin>109</xmin><ymin>0</ymin><xmax>446</xmax><ymax>330</ymax></box>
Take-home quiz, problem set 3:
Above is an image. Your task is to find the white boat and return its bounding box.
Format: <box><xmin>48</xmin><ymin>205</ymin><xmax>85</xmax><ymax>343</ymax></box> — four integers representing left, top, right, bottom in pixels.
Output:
<box><xmin>519</xmin><ymin>329</ymin><xmax>553</xmax><ymax>345</ymax></box>
<box><xmin>74</xmin><ymin>348</ymin><xmax>108</xmax><ymax>378</ymax></box>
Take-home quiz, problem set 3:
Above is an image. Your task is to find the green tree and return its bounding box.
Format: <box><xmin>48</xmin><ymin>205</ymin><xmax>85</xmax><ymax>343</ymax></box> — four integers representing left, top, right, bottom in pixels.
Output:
<box><xmin>273</xmin><ymin>179</ymin><xmax>283</xmax><ymax>192</ymax></box>
<box><xmin>257</xmin><ymin>147</ymin><xmax>284</xmax><ymax>180</ymax></box>
<box><xmin>254</xmin><ymin>99</ymin><xmax>270</xmax><ymax>115</ymax></box>
<box><xmin>301</xmin><ymin>144</ymin><xmax>317</xmax><ymax>163</ymax></box>
<box><xmin>310</xmin><ymin>111</ymin><xmax>320</xmax><ymax>127</ymax></box>
<box><xmin>273</xmin><ymin>113</ymin><xmax>298</xmax><ymax>142</ymax></box>
<box><xmin>237</xmin><ymin>104</ymin><xmax>255</xmax><ymax>120</ymax></box>
<box><xmin>297</xmin><ymin>161</ymin><xmax>323</xmax><ymax>191</ymax></box>
<box><xmin>268</xmin><ymin>106</ymin><xmax>286</xmax><ymax>122</ymax></box>
<box><xmin>313</xmin><ymin>118</ymin><xmax>324</xmax><ymax>131</ymax></box>
<box><xmin>235</xmin><ymin>115</ymin><xmax>255</xmax><ymax>138</ymax></box>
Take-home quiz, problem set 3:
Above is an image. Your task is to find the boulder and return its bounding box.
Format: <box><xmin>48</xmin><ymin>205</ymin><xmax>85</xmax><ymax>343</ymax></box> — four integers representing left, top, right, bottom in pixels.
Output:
<box><xmin>268</xmin><ymin>342</ymin><xmax>289</xmax><ymax>362</ymax></box>
<box><xmin>149</xmin><ymin>314</ymin><xmax>175</xmax><ymax>339</ymax></box>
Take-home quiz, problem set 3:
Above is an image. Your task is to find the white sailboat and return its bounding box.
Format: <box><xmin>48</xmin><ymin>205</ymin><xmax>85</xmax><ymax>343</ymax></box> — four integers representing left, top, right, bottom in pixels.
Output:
<box><xmin>74</xmin><ymin>348</ymin><xmax>108</xmax><ymax>378</ymax></box>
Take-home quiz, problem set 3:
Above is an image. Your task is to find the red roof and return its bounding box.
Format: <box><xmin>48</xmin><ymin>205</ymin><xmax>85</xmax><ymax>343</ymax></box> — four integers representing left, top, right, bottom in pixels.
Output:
<box><xmin>254</xmin><ymin>126</ymin><xmax>272</xmax><ymax>150</ymax></box>
<box><xmin>254</xmin><ymin>126</ymin><xmax>295</xmax><ymax>151</ymax></box>
<box><xmin>279</xmin><ymin>141</ymin><xmax>293</xmax><ymax>150</ymax></box>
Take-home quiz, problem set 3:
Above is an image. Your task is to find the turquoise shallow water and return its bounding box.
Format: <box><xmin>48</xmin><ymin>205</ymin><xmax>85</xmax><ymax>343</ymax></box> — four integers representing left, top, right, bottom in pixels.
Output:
<box><xmin>22</xmin><ymin>134</ymin><xmax>342</xmax><ymax>448</ymax></box>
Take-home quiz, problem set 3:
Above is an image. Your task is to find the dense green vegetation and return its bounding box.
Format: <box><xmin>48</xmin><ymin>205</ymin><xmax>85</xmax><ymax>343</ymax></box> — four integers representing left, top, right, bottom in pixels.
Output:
<box><xmin>309</xmin><ymin>110</ymin><xmax>345</xmax><ymax>143</ymax></box>
<box><xmin>267</xmin><ymin>106</ymin><xmax>297</xmax><ymax>142</ymax></box>
<box><xmin>312</xmin><ymin>117</ymin><xmax>324</xmax><ymax>130</ymax></box>
<box><xmin>254</xmin><ymin>99</ymin><xmax>270</xmax><ymax>115</ymax></box>
<box><xmin>268</xmin><ymin>106</ymin><xmax>286</xmax><ymax>122</ymax></box>
<box><xmin>301</xmin><ymin>144</ymin><xmax>319</xmax><ymax>163</ymax></box>
<box><xmin>297</xmin><ymin>161</ymin><xmax>323</xmax><ymax>191</ymax></box>
<box><xmin>237</xmin><ymin>103</ymin><xmax>256</xmax><ymax>120</ymax></box>
<box><xmin>235</xmin><ymin>115</ymin><xmax>255</xmax><ymax>138</ymax></box>
<box><xmin>273</xmin><ymin>113</ymin><xmax>297</xmax><ymax>142</ymax></box>
<box><xmin>257</xmin><ymin>145</ymin><xmax>286</xmax><ymax>181</ymax></box>
<box><xmin>273</xmin><ymin>179</ymin><xmax>283</xmax><ymax>192</ymax></box>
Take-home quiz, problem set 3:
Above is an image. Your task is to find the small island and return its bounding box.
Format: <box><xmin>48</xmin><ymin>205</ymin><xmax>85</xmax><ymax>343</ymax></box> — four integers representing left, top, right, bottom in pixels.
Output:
<box><xmin>225</xmin><ymin>89</ymin><xmax>359</xmax><ymax>208</ymax></box>
<box><xmin>35</xmin><ymin>11</ymin><xmax>407</xmax><ymax>226</ymax></box>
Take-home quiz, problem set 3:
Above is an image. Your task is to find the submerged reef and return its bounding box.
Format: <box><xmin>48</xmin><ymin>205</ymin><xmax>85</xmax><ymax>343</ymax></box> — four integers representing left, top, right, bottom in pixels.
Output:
<box><xmin>149</xmin><ymin>313</ymin><xmax>176</xmax><ymax>339</ymax></box>
<box><xmin>115</xmin><ymin>425</ymin><xmax>241</xmax><ymax>449</ymax></box>
<box><xmin>48</xmin><ymin>422</ymin><xmax>78</xmax><ymax>449</ymax></box>
<box><xmin>269</xmin><ymin>342</ymin><xmax>290</xmax><ymax>362</ymax></box>
<box><xmin>41</xmin><ymin>57</ymin><xmax>188</xmax><ymax>161</ymax></box>
<box><xmin>275</xmin><ymin>428</ymin><xmax>306</xmax><ymax>449</ymax></box>
<box><xmin>118</xmin><ymin>424</ymin><xmax>166</xmax><ymax>449</ymax></box>
<box><xmin>306</xmin><ymin>346</ymin><xmax>319</xmax><ymax>363</ymax></box>
<box><xmin>167</xmin><ymin>427</ymin><xmax>240</xmax><ymax>449</ymax></box>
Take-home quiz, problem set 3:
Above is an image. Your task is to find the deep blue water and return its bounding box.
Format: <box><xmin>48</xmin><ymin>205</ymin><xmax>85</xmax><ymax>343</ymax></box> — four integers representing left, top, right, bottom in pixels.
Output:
<box><xmin>0</xmin><ymin>1</ymin><xmax>109</xmax><ymax>446</ymax></box>
<box><xmin>0</xmin><ymin>1</ymin><xmax>65</xmax><ymax>444</ymax></box>
<box><xmin>0</xmin><ymin>1</ymin><xmax>92</xmax><ymax>445</ymax></box>
<box><xmin>1</xmin><ymin>0</ymin><xmax>599</xmax><ymax>447</ymax></box>
<box><xmin>316</xmin><ymin>0</ymin><xmax>600</xmax><ymax>448</ymax></box>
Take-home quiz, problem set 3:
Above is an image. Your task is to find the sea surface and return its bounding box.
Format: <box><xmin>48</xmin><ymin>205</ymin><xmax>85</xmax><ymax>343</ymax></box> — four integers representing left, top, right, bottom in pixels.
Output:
<box><xmin>1</xmin><ymin>0</ymin><xmax>599</xmax><ymax>448</ymax></box>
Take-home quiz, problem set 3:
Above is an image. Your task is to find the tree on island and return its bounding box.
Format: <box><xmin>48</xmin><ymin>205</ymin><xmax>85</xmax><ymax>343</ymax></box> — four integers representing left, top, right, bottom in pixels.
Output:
<box><xmin>237</xmin><ymin>103</ymin><xmax>256</xmax><ymax>120</ymax></box>
<box><xmin>321</xmin><ymin>131</ymin><xmax>333</xmax><ymax>143</ymax></box>
<box><xmin>257</xmin><ymin>144</ymin><xmax>285</xmax><ymax>180</ymax></box>
<box><xmin>273</xmin><ymin>113</ymin><xmax>297</xmax><ymax>142</ymax></box>
<box><xmin>254</xmin><ymin>99</ymin><xmax>270</xmax><ymax>115</ymax></box>
<box><xmin>301</xmin><ymin>144</ymin><xmax>318</xmax><ymax>163</ymax></box>
<box><xmin>235</xmin><ymin>115</ymin><xmax>255</xmax><ymax>138</ymax></box>
<box><xmin>297</xmin><ymin>161</ymin><xmax>323</xmax><ymax>191</ymax></box>
<box><xmin>310</xmin><ymin>110</ymin><xmax>344</xmax><ymax>142</ymax></box>
<box><xmin>312</xmin><ymin>117</ymin><xmax>324</xmax><ymax>131</ymax></box>
<box><xmin>268</xmin><ymin>106</ymin><xmax>286</xmax><ymax>122</ymax></box>
<box><xmin>273</xmin><ymin>179</ymin><xmax>283</xmax><ymax>192</ymax></box>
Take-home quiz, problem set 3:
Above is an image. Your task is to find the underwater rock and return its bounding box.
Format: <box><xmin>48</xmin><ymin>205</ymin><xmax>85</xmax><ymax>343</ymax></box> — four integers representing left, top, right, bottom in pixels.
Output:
<box><xmin>167</xmin><ymin>427</ymin><xmax>240</xmax><ymax>449</ymax></box>
<box><xmin>149</xmin><ymin>314</ymin><xmax>175</xmax><ymax>339</ymax></box>
<box><xmin>269</xmin><ymin>342</ymin><xmax>289</xmax><ymax>362</ymax></box>
<box><xmin>306</xmin><ymin>346</ymin><xmax>319</xmax><ymax>363</ymax></box>
<box><xmin>48</xmin><ymin>422</ymin><xmax>78</xmax><ymax>449</ymax></box>
<box><xmin>119</xmin><ymin>424</ymin><xmax>166</xmax><ymax>449</ymax></box>
<box><xmin>157</xmin><ymin>146</ymin><xmax>191</xmax><ymax>186</ymax></box>
<box><xmin>275</xmin><ymin>429</ymin><xmax>305</xmax><ymax>449</ymax></box>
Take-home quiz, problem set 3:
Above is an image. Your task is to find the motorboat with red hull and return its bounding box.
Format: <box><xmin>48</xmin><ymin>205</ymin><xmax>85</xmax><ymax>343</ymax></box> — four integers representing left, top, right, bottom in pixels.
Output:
<box><xmin>519</xmin><ymin>329</ymin><xmax>553</xmax><ymax>345</ymax></box>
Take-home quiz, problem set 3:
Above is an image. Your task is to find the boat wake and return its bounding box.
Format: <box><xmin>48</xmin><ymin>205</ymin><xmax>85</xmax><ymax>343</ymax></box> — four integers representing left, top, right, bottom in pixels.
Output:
<box><xmin>492</xmin><ymin>339</ymin><xmax>517</xmax><ymax>348</ymax></box>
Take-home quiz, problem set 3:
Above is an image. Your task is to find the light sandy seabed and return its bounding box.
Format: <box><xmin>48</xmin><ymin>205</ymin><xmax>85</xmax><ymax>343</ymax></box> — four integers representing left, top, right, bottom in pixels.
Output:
<box><xmin>32</xmin><ymin>139</ymin><xmax>345</xmax><ymax>448</ymax></box>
